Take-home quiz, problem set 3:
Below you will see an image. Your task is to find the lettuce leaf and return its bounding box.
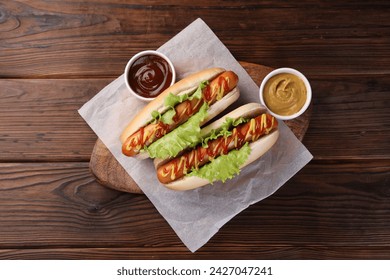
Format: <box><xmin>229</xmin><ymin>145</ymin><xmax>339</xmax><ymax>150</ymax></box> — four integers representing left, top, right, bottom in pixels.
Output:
<box><xmin>150</xmin><ymin>108</ymin><xmax>176</xmax><ymax>125</ymax></box>
<box><xmin>163</xmin><ymin>92</ymin><xmax>188</xmax><ymax>110</ymax></box>
<box><xmin>145</xmin><ymin>102</ymin><xmax>209</xmax><ymax>159</ymax></box>
<box><xmin>160</xmin><ymin>109</ymin><xmax>176</xmax><ymax>125</ymax></box>
<box><xmin>165</xmin><ymin>80</ymin><xmax>207</xmax><ymax>108</ymax></box>
<box><xmin>150</xmin><ymin>81</ymin><xmax>208</xmax><ymax>125</ymax></box>
<box><xmin>202</xmin><ymin>117</ymin><xmax>248</xmax><ymax>147</ymax></box>
<box><xmin>150</xmin><ymin>110</ymin><xmax>161</xmax><ymax>121</ymax></box>
<box><xmin>189</xmin><ymin>142</ymin><xmax>251</xmax><ymax>183</ymax></box>
<box><xmin>221</xmin><ymin>116</ymin><xmax>248</xmax><ymax>131</ymax></box>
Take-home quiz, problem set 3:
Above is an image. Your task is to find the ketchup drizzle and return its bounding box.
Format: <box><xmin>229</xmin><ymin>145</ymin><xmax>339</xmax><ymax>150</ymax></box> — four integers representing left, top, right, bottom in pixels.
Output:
<box><xmin>124</xmin><ymin>73</ymin><xmax>236</xmax><ymax>156</ymax></box>
<box><xmin>160</xmin><ymin>114</ymin><xmax>277</xmax><ymax>181</ymax></box>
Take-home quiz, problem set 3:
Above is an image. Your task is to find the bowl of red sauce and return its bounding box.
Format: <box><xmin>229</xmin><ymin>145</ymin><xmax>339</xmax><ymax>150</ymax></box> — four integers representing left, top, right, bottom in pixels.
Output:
<box><xmin>124</xmin><ymin>50</ymin><xmax>176</xmax><ymax>101</ymax></box>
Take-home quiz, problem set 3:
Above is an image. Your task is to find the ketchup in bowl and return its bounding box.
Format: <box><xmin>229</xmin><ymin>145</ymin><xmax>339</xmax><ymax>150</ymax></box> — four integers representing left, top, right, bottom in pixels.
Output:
<box><xmin>125</xmin><ymin>51</ymin><xmax>176</xmax><ymax>101</ymax></box>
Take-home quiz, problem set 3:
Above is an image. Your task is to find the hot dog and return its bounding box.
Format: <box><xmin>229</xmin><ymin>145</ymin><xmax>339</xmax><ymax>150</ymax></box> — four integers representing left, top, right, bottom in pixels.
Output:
<box><xmin>120</xmin><ymin>68</ymin><xmax>240</xmax><ymax>160</ymax></box>
<box><xmin>154</xmin><ymin>103</ymin><xmax>279</xmax><ymax>191</ymax></box>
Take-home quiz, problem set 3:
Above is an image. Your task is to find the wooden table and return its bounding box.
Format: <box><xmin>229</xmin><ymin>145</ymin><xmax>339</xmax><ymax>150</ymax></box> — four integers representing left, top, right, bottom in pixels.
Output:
<box><xmin>0</xmin><ymin>1</ymin><xmax>389</xmax><ymax>259</ymax></box>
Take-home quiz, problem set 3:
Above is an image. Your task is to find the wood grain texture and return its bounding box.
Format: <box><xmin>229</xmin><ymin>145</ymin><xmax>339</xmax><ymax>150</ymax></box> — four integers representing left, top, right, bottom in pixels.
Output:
<box><xmin>0</xmin><ymin>163</ymin><xmax>171</xmax><ymax>248</ymax></box>
<box><xmin>1</xmin><ymin>246</ymin><xmax>390</xmax><ymax>260</ymax></box>
<box><xmin>0</xmin><ymin>78</ymin><xmax>103</xmax><ymax>161</ymax></box>
<box><xmin>0</xmin><ymin>1</ymin><xmax>389</xmax><ymax>78</ymax></box>
<box><xmin>89</xmin><ymin>61</ymin><xmax>311</xmax><ymax>193</ymax></box>
<box><xmin>0</xmin><ymin>160</ymin><xmax>388</xmax><ymax>259</ymax></box>
<box><xmin>304</xmin><ymin>74</ymin><xmax>390</xmax><ymax>159</ymax></box>
<box><xmin>90</xmin><ymin>138</ymin><xmax>143</xmax><ymax>194</ymax></box>
<box><xmin>1</xmin><ymin>0</ymin><xmax>389</xmax><ymax>260</ymax></box>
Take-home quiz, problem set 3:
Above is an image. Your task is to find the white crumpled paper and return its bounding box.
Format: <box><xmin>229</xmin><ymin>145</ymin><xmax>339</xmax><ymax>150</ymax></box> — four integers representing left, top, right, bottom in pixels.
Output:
<box><xmin>79</xmin><ymin>18</ymin><xmax>313</xmax><ymax>252</ymax></box>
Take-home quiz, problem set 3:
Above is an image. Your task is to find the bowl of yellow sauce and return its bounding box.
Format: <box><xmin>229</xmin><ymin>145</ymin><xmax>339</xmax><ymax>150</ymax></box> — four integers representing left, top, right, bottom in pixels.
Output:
<box><xmin>259</xmin><ymin>68</ymin><xmax>311</xmax><ymax>120</ymax></box>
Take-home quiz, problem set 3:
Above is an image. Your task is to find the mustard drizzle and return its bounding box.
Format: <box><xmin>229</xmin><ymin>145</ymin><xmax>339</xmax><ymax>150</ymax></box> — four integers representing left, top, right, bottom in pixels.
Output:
<box><xmin>161</xmin><ymin>114</ymin><xmax>277</xmax><ymax>180</ymax></box>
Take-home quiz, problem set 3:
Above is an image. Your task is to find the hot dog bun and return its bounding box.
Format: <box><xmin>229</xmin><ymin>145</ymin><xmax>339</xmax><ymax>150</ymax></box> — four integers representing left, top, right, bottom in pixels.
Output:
<box><xmin>161</xmin><ymin>131</ymin><xmax>279</xmax><ymax>191</ymax></box>
<box><xmin>120</xmin><ymin>67</ymin><xmax>225</xmax><ymax>143</ymax></box>
<box><xmin>155</xmin><ymin>103</ymin><xmax>279</xmax><ymax>191</ymax></box>
<box><xmin>121</xmin><ymin>67</ymin><xmax>240</xmax><ymax>159</ymax></box>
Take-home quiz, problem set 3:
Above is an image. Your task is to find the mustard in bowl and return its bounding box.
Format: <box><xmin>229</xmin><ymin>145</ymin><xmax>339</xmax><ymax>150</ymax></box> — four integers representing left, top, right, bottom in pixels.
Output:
<box><xmin>259</xmin><ymin>68</ymin><xmax>311</xmax><ymax>120</ymax></box>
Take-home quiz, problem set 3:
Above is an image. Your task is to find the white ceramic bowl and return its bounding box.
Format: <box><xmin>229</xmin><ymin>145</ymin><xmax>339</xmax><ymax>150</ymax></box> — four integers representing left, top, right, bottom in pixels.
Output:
<box><xmin>259</xmin><ymin>67</ymin><xmax>312</xmax><ymax>120</ymax></box>
<box><xmin>124</xmin><ymin>50</ymin><xmax>176</xmax><ymax>102</ymax></box>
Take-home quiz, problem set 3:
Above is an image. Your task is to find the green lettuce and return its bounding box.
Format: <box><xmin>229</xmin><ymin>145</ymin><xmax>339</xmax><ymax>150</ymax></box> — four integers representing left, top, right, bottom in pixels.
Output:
<box><xmin>150</xmin><ymin>108</ymin><xmax>176</xmax><ymax>125</ymax></box>
<box><xmin>202</xmin><ymin>117</ymin><xmax>248</xmax><ymax>147</ymax></box>
<box><xmin>164</xmin><ymin>80</ymin><xmax>206</xmax><ymax>108</ymax></box>
<box><xmin>150</xmin><ymin>81</ymin><xmax>208</xmax><ymax>125</ymax></box>
<box><xmin>145</xmin><ymin>102</ymin><xmax>209</xmax><ymax>159</ymax></box>
<box><xmin>189</xmin><ymin>142</ymin><xmax>251</xmax><ymax>183</ymax></box>
<box><xmin>160</xmin><ymin>109</ymin><xmax>176</xmax><ymax>124</ymax></box>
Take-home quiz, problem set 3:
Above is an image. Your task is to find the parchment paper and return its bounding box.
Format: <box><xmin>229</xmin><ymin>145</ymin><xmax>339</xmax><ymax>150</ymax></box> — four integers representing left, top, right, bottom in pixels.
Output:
<box><xmin>79</xmin><ymin>18</ymin><xmax>313</xmax><ymax>252</ymax></box>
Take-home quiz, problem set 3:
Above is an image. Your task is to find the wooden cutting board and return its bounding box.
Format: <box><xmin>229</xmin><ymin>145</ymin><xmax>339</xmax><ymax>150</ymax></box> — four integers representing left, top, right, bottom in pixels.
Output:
<box><xmin>89</xmin><ymin>62</ymin><xmax>312</xmax><ymax>194</ymax></box>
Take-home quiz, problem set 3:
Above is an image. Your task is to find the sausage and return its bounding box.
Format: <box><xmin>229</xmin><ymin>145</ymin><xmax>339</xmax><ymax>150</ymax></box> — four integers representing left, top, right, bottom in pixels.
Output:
<box><xmin>122</xmin><ymin>71</ymin><xmax>239</xmax><ymax>156</ymax></box>
<box><xmin>122</xmin><ymin>97</ymin><xmax>203</xmax><ymax>156</ymax></box>
<box><xmin>203</xmin><ymin>71</ymin><xmax>239</xmax><ymax>104</ymax></box>
<box><xmin>157</xmin><ymin>113</ymin><xmax>278</xmax><ymax>184</ymax></box>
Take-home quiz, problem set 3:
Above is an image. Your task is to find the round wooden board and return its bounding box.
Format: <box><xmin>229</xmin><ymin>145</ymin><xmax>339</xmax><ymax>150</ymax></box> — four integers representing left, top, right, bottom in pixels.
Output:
<box><xmin>89</xmin><ymin>62</ymin><xmax>312</xmax><ymax>194</ymax></box>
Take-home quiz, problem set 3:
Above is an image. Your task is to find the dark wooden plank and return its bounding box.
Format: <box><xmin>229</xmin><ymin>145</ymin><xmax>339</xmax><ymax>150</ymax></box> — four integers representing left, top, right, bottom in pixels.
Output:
<box><xmin>0</xmin><ymin>0</ymin><xmax>388</xmax><ymax>262</ymax></box>
<box><xmin>303</xmin><ymin>74</ymin><xmax>390</xmax><ymax>159</ymax></box>
<box><xmin>0</xmin><ymin>161</ymin><xmax>388</xmax><ymax>256</ymax></box>
<box><xmin>1</xmin><ymin>74</ymin><xmax>388</xmax><ymax>162</ymax></box>
<box><xmin>1</xmin><ymin>246</ymin><xmax>390</xmax><ymax>260</ymax></box>
<box><xmin>0</xmin><ymin>79</ymin><xmax>105</xmax><ymax>161</ymax></box>
<box><xmin>0</xmin><ymin>162</ymin><xmax>179</xmax><ymax>249</ymax></box>
<box><xmin>0</xmin><ymin>1</ymin><xmax>389</xmax><ymax>78</ymax></box>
